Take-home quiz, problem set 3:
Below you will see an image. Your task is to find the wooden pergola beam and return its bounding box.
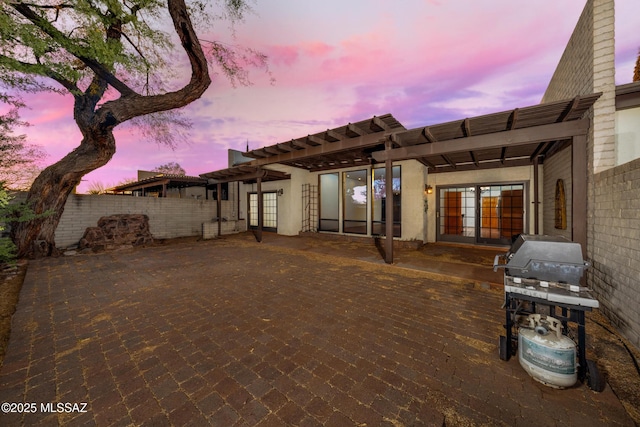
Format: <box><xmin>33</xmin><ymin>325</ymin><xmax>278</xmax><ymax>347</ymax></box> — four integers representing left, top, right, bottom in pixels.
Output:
<box><xmin>372</xmin><ymin>120</ymin><xmax>589</xmax><ymax>163</ymax></box>
<box><xmin>325</xmin><ymin>129</ymin><xmax>344</xmax><ymax>142</ymax></box>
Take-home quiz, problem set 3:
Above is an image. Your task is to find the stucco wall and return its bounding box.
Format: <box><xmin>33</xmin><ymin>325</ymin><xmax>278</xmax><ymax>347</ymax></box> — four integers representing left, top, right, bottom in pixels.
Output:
<box><xmin>54</xmin><ymin>194</ymin><xmax>239</xmax><ymax>248</ymax></box>
<box><xmin>616</xmin><ymin>107</ymin><xmax>640</xmax><ymax>165</ymax></box>
<box><xmin>246</xmin><ymin>161</ymin><xmax>428</xmax><ymax>241</ymax></box>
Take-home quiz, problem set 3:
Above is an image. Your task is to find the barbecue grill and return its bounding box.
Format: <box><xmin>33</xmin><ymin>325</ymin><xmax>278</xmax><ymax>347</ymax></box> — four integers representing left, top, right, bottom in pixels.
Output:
<box><xmin>493</xmin><ymin>235</ymin><xmax>603</xmax><ymax>391</ymax></box>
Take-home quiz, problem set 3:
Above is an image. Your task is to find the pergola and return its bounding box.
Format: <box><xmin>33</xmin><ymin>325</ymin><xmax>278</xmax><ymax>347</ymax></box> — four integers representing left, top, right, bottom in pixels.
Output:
<box><xmin>201</xmin><ymin>114</ymin><xmax>406</xmax><ymax>241</ymax></box>
<box><xmin>201</xmin><ymin>95</ymin><xmax>601</xmax><ymax>262</ymax></box>
<box><xmin>110</xmin><ymin>174</ymin><xmax>207</xmax><ymax>197</ymax></box>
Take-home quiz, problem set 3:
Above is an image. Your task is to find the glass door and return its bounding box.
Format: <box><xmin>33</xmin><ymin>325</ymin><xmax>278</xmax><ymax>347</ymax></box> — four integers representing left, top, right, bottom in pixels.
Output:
<box><xmin>438</xmin><ymin>183</ymin><xmax>525</xmax><ymax>245</ymax></box>
<box><xmin>478</xmin><ymin>184</ymin><xmax>524</xmax><ymax>245</ymax></box>
<box><xmin>248</xmin><ymin>192</ymin><xmax>277</xmax><ymax>232</ymax></box>
<box><xmin>438</xmin><ymin>187</ymin><xmax>476</xmax><ymax>244</ymax></box>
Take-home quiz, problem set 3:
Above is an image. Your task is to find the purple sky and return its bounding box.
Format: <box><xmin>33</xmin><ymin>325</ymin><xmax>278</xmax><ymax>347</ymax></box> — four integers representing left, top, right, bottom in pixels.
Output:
<box><xmin>9</xmin><ymin>0</ymin><xmax>640</xmax><ymax>193</ymax></box>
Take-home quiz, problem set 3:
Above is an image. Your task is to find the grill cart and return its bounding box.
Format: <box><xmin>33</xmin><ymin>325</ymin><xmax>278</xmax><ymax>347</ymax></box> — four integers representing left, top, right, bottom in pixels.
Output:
<box><xmin>493</xmin><ymin>235</ymin><xmax>604</xmax><ymax>392</ymax></box>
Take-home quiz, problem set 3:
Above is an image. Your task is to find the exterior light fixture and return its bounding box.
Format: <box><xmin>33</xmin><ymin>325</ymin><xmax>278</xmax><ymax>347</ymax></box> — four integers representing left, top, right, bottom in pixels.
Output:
<box><xmin>277</xmin><ymin>188</ymin><xmax>284</xmax><ymax>196</ymax></box>
<box><xmin>425</xmin><ymin>185</ymin><xmax>433</xmax><ymax>195</ymax></box>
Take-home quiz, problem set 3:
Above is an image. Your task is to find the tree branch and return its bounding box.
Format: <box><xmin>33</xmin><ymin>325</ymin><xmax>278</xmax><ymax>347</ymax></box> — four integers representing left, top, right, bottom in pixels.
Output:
<box><xmin>9</xmin><ymin>1</ymin><xmax>137</xmax><ymax>97</ymax></box>
<box><xmin>0</xmin><ymin>54</ymin><xmax>79</xmax><ymax>93</ymax></box>
<box><xmin>99</xmin><ymin>0</ymin><xmax>211</xmax><ymax>124</ymax></box>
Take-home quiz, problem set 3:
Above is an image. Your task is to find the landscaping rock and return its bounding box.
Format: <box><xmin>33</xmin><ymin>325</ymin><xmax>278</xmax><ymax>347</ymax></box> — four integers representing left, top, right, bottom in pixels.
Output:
<box><xmin>79</xmin><ymin>214</ymin><xmax>153</xmax><ymax>251</ymax></box>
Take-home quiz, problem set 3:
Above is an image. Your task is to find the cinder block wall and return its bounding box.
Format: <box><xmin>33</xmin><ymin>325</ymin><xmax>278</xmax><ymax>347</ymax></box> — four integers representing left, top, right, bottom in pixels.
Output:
<box><xmin>542</xmin><ymin>0</ymin><xmax>639</xmax><ymax>349</ymax></box>
<box><xmin>591</xmin><ymin>158</ymin><xmax>640</xmax><ymax>347</ymax></box>
<box><xmin>54</xmin><ymin>194</ymin><xmax>240</xmax><ymax>248</ymax></box>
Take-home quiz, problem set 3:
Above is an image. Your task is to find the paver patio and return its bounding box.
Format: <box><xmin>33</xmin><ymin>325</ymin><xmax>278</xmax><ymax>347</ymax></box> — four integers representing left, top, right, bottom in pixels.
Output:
<box><xmin>0</xmin><ymin>234</ymin><xmax>635</xmax><ymax>426</ymax></box>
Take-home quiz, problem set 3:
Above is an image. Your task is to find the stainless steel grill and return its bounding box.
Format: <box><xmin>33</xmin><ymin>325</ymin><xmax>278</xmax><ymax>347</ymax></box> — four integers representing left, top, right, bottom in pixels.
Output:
<box><xmin>493</xmin><ymin>234</ymin><xmax>603</xmax><ymax>392</ymax></box>
<box><xmin>494</xmin><ymin>234</ymin><xmax>589</xmax><ymax>284</ymax></box>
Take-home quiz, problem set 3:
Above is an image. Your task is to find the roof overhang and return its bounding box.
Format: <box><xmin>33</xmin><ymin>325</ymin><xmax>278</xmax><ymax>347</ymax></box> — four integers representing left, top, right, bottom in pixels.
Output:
<box><xmin>111</xmin><ymin>175</ymin><xmax>207</xmax><ymax>192</ymax></box>
<box><xmin>616</xmin><ymin>81</ymin><xmax>640</xmax><ymax>110</ymax></box>
<box><xmin>373</xmin><ymin>93</ymin><xmax>601</xmax><ymax>173</ymax></box>
<box><xmin>200</xmin><ymin>94</ymin><xmax>601</xmax><ymax>180</ymax></box>
<box><xmin>201</xmin><ymin>165</ymin><xmax>290</xmax><ymax>184</ymax></box>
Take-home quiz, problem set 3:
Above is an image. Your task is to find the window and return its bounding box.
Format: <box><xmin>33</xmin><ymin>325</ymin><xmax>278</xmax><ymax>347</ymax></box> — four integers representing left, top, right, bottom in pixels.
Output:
<box><xmin>319</xmin><ymin>173</ymin><xmax>339</xmax><ymax>232</ymax></box>
<box><xmin>372</xmin><ymin>166</ymin><xmax>401</xmax><ymax>237</ymax></box>
<box><xmin>343</xmin><ymin>170</ymin><xmax>367</xmax><ymax>234</ymax></box>
<box><xmin>211</xmin><ymin>182</ymin><xmax>229</xmax><ymax>200</ymax></box>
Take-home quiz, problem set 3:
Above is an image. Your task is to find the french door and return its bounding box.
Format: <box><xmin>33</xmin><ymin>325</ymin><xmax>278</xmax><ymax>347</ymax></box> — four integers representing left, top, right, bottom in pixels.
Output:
<box><xmin>437</xmin><ymin>183</ymin><xmax>525</xmax><ymax>245</ymax></box>
<box><xmin>248</xmin><ymin>192</ymin><xmax>277</xmax><ymax>232</ymax></box>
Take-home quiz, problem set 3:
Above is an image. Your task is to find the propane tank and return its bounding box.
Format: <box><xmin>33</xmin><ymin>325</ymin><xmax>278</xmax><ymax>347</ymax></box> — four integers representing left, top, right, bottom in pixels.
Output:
<box><xmin>518</xmin><ymin>314</ymin><xmax>577</xmax><ymax>388</ymax></box>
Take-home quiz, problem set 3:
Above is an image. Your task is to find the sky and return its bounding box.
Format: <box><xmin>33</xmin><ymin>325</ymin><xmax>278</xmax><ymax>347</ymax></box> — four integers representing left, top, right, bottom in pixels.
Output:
<box><xmin>7</xmin><ymin>0</ymin><xmax>640</xmax><ymax>193</ymax></box>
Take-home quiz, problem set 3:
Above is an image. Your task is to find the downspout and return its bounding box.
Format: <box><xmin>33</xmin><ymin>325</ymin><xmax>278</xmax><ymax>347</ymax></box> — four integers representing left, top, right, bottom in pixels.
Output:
<box><xmin>533</xmin><ymin>157</ymin><xmax>539</xmax><ymax>234</ymax></box>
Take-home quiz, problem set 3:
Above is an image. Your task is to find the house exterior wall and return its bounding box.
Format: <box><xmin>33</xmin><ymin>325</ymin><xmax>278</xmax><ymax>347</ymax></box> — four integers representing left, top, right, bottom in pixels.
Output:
<box><xmin>239</xmin><ymin>160</ymin><xmax>428</xmax><ymax>242</ymax></box>
<box><xmin>616</xmin><ymin>107</ymin><xmax>640</xmax><ymax>165</ymax></box>
<box><xmin>542</xmin><ymin>0</ymin><xmax>639</xmax><ymax>349</ymax></box>
<box><xmin>591</xmin><ymin>157</ymin><xmax>640</xmax><ymax>347</ymax></box>
<box><xmin>424</xmin><ymin>166</ymin><xmax>539</xmax><ymax>243</ymax></box>
<box><xmin>542</xmin><ymin>146</ymin><xmax>572</xmax><ymax>240</ymax></box>
<box><xmin>54</xmin><ymin>194</ymin><xmax>239</xmax><ymax>248</ymax></box>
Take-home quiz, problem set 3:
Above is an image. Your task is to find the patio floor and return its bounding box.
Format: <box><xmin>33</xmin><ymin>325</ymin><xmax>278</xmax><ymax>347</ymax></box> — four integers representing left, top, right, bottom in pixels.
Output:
<box><xmin>0</xmin><ymin>232</ymin><xmax>636</xmax><ymax>426</ymax></box>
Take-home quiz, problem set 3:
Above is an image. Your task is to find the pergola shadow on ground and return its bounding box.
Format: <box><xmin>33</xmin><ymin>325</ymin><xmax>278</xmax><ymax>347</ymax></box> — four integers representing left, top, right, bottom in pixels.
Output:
<box><xmin>0</xmin><ymin>234</ymin><xmax>637</xmax><ymax>426</ymax></box>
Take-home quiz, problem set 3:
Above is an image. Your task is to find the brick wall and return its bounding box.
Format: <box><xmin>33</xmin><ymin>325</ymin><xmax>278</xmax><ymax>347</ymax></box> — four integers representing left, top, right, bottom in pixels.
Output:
<box><xmin>542</xmin><ymin>0</ymin><xmax>639</xmax><ymax>350</ymax></box>
<box><xmin>542</xmin><ymin>0</ymin><xmax>593</xmax><ymax>103</ymax></box>
<box><xmin>591</xmin><ymin>158</ymin><xmax>640</xmax><ymax>347</ymax></box>
<box><xmin>54</xmin><ymin>194</ymin><xmax>242</xmax><ymax>248</ymax></box>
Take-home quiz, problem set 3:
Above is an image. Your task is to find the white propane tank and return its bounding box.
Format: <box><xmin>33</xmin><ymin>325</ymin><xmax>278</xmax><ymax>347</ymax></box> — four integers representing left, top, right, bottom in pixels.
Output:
<box><xmin>518</xmin><ymin>314</ymin><xmax>577</xmax><ymax>388</ymax></box>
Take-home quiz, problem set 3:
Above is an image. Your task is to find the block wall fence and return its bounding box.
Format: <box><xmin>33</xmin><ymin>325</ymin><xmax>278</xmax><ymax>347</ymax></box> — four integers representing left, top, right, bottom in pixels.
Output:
<box><xmin>543</xmin><ymin>0</ymin><xmax>639</xmax><ymax>348</ymax></box>
<box><xmin>54</xmin><ymin>194</ymin><xmax>244</xmax><ymax>248</ymax></box>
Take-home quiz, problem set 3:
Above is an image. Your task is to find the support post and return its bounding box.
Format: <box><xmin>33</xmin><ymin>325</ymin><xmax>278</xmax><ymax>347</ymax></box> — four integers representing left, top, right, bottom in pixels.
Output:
<box><xmin>256</xmin><ymin>176</ymin><xmax>263</xmax><ymax>242</ymax></box>
<box><xmin>533</xmin><ymin>157</ymin><xmax>539</xmax><ymax>234</ymax></box>
<box><xmin>384</xmin><ymin>139</ymin><xmax>394</xmax><ymax>264</ymax></box>
<box><xmin>217</xmin><ymin>182</ymin><xmax>222</xmax><ymax>238</ymax></box>
<box><xmin>572</xmin><ymin>135</ymin><xmax>588</xmax><ymax>260</ymax></box>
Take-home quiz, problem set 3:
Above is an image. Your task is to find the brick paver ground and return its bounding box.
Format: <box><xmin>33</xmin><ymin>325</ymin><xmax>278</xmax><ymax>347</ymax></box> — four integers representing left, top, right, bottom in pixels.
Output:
<box><xmin>0</xmin><ymin>234</ymin><xmax>634</xmax><ymax>426</ymax></box>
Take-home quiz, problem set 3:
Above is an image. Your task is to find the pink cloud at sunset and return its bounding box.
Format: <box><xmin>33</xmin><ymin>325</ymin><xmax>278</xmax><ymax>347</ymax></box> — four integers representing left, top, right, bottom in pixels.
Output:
<box><xmin>4</xmin><ymin>0</ymin><xmax>638</xmax><ymax>193</ymax></box>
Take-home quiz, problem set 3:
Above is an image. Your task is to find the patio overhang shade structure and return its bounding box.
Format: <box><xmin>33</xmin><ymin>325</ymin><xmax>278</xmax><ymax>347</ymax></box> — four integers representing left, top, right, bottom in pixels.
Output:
<box><xmin>239</xmin><ymin>113</ymin><xmax>406</xmax><ymax>171</ymax></box>
<box><xmin>200</xmin><ymin>165</ymin><xmax>291</xmax><ymax>242</ymax></box>
<box><xmin>372</xmin><ymin>93</ymin><xmax>602</xmax><ymax>263</ymax></box>
<box><xmin>110</xmin><ymin>174</ymin><xmax>207</xmax><ymax>197</ymax></box>
<box><xmin>201</xmin><ymin>114</ymin><xmax>405</xmax><ymax>243</ymax></box>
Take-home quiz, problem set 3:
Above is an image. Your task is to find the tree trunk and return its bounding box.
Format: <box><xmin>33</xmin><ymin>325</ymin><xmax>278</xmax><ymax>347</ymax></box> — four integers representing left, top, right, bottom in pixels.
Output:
<box><xmin>11</xmin><ymin>129</ymin><xmax>116</xmax><ymax>258</ymax></box>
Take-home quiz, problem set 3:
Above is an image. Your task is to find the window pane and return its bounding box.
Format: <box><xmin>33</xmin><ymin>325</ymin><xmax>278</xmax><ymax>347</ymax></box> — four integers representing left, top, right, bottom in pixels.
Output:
<box><xmin>263</xmin><ymin>193</ymin><xmax>277</xmax><ymax>229</ymax></box>
<box><xmin>372</xmin><ymin>166</ymin><xmax>401</xmax><ymax>237</ymax></box>
<box><xmin>343</xmin><ymin>170</ymin><xmax>367</xmax><ymax>234</ymax></box>
<box><xmin>249</xmin><ymin>193</ymin><xmax>258</xmax><ymax>227</ymax></box>
<box><xmin>319</xmin><ymin>173</ymin><xmax>339</xmax><ymax>232</ymax></box>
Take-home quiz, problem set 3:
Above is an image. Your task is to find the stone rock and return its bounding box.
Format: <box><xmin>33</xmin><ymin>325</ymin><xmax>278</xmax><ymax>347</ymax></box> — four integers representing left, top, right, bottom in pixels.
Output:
<box><xmin>79</xmin><ymin>214</ymin><xmax>153</xmax><ymax>251</ymax></box>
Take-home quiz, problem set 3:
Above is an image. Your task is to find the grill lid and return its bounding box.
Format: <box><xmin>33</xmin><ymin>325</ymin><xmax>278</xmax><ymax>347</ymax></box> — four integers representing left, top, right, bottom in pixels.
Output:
<box><xmin>495</xmin><ymin>235</ymin><xmax>589</xmax><ymax>284</ymax></box>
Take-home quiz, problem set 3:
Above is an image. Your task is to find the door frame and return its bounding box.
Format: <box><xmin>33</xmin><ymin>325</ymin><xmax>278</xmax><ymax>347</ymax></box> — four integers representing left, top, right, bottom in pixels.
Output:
<box><xmin>248</xmin><ymin>191</ymin><xmax>278</xmax><ymax>232</ymax></box>
<box><xmin>436</xmin><ymin>181</ymin><xmax>528</xmax><ymax>245</ymax></box>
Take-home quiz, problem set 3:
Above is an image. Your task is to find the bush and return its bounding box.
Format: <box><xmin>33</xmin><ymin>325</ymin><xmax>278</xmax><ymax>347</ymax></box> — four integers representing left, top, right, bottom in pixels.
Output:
<box><xmin>0</xmin><ymin>183</ymin><xmax>17</xmax><ymax>266</ymax></box>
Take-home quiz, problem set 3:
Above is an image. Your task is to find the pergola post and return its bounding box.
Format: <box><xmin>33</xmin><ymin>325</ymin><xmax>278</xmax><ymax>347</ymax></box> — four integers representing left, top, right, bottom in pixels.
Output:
<box><xmin>572</xmin><ymin>135</ymin><xmax>588</xmax><ymax>258</ymax></box>
<box><xmin>533</xmin><ymin>157</ymin><xmax>540</xmax><ymax>234</ymax></box>
<box><xmin>256</xmin><ymin>175</ymin><xmax>263</xmax><ymax>242</ymax></box>
<box><xmin>384</xmin><ymin>139</ymin><xmax>394</xmax><ymax>264</ymax></box>
<box><xmin>217</xmin><ymin>182</ymin><xmax>222</xmax><ymax>238</ymax></box>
